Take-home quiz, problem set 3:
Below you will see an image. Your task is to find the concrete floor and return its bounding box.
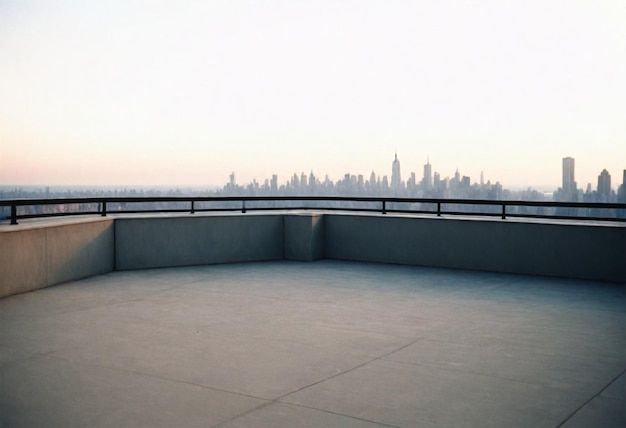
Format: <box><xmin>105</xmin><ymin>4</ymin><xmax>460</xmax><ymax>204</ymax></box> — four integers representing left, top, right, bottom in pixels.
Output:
<box><xmin>0</xmin><ymin>260</ymin><xmax>624</xmax><ymax>428</ymax></box>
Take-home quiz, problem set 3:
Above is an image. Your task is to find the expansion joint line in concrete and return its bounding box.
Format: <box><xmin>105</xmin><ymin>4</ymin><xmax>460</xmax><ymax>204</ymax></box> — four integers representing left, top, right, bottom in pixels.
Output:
<box><xmin>210</xmin><ymin>337</ymin><xmax>424</xmax><ymax>428</ymax></box>
<box><xmin>555</xmin><ymin>367</ymin><xmax>626</xmax><ymax>428</ymax></box>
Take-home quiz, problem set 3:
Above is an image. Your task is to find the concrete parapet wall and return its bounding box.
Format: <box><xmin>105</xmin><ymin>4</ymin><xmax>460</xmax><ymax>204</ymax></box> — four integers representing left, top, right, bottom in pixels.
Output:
<box><xmin>0</xmin><ymin>219</ymin><xmax>114</xmax><ymax>298</ymax></box>
<box><xmin>324</xmin><ymin>214</ymin><xmax>626</xmax><ymax>283</ymax></box>
<box><xmin>114</xmin><ymin>215</ymin><xmax>284</xmax><ymax>270</ymax></box>
<box><xmin>2</xmin><ymin>213</ymin><xmax>624</xmax><ymax>298</ymax></box>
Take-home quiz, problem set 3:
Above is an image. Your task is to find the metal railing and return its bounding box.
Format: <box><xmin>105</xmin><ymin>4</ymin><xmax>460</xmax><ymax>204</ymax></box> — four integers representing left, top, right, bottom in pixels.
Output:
<box><xmin>1</xmin><ymin>196</ymin><xmax>625</xmax><ymax>225</ymax></box>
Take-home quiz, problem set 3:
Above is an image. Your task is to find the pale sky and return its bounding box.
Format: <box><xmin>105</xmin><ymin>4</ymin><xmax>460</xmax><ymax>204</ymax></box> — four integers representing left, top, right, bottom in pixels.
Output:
<box><xmin>1</xmin><ymin>0</ymin><xmax>625</xmax><ymax>190</ymax></box>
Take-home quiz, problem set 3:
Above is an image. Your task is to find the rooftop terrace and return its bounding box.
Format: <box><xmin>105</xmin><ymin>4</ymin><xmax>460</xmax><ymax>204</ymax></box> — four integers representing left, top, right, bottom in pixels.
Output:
<box><xmin>1</xmin><ymin>260</ymin><xmax>624</xmax><ymax>427</ymax></box>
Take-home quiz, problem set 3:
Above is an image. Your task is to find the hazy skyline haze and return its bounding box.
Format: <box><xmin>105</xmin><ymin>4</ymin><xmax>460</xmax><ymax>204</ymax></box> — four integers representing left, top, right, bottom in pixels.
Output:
<box><xmin>1</xmin><ymin>0</ymin><xmax>625</xmax><ymax>190</ymax></box>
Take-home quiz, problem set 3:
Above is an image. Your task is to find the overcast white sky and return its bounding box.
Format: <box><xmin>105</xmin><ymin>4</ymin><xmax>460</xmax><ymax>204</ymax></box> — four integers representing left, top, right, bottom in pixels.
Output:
<box><xmin>1</xmin><ymin>0</ymin><xmax>625</xmax><ymax>190</ymax></box>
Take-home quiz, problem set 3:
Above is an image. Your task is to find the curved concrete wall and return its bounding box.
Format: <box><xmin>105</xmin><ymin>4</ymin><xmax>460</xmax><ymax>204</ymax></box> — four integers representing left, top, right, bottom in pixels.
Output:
<box><xmin>1</xmin><ymin>212</ymin><xmax>624</xmax><ymax>298</ymax></box>
<box><xmin>0</xmin><ymin>218</ymin><xmax>114</xmax><ymax>298</ymax></box>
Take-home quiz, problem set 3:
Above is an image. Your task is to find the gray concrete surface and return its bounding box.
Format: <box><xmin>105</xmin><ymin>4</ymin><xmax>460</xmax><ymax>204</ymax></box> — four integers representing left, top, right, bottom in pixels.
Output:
<box><xmin>0</xmin><ymin>218</ymin><xmax>114</xmax><ymax>298</ymax></box>
<box><xmin>1</xmin><ymin>260</ymin><xmax>624</xmax><ymax>427</ymax></box>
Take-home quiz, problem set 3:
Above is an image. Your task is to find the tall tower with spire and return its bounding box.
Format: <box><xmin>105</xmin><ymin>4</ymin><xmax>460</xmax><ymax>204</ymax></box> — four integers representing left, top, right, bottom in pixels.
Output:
<box><xmin>391</xmin><ymin>152</ymin><xmax>402</xmax><ymax>193</ymax></box>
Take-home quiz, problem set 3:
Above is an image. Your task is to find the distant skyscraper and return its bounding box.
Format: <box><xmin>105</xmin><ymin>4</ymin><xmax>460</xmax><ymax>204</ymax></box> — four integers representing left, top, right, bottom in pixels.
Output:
<box><xmin>433</xmin><ymin>172</ymin><xmax>441</xmax><ymax>188</ymax></box>
<box><xmin>300</xmin><ymin>172</ymin><xmax>307</xmax><ymax>189</ymax></box>
<box><xmin>391</xmin><ymin>152</ymin><xmax>402</xmax><ymax>192</ymax></box>
<box><xmin>422</xmin><ymin>158</ymin><xmax>432</xmax><ymax>189</ymax></box>
<box><xmin>562</xmin><ymin>157</ymin><xmax>576</xmax><ymax>198</ymax></box>
<box><xmin>409</xmin><ymin>172</ymin><xmax>416</xmax><ymax>189</ymax></box>
<box><xmin>619</xmin><ymin>170</ymin><xmax>626</xmax><ymax>202</ymax></box>
<box><xmin>597</xmin><ymin>169</ymin><xmax>611</xmax><ymax>201</ymax></box>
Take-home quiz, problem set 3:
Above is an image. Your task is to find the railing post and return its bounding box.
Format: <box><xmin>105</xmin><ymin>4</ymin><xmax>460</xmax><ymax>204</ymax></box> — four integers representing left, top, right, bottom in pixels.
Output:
<box><xmin>11</xmin><ymin>204</ymin><xmax>17</xmax><ymax>225</ymax></box>
<box><xmin>501</xmin><ymin>204</ymin><xmax>506</xmax><ymax>219</ymax></box>
<box><xmin>101</xmin><ymin>201</ymin><xmax>107</xmax><ymax>217</ymax></box>
<box><xmin>437</xmin><ymin>202</ymin><xmax>441</xmax><ymax>217</ymax></box>
<box><xmin>190</xmin><ymin>200</ymin><xmax>195</xmax><ymax>214</ymax></box>
<box><xmin>242</xmin><ymin>200</ymin><xmax>246</xmax><ymax>213</ymax></box>
<box><xmin>382</xmin><ymin>200</ymin><xmax>386</xmax><ymax>214</ymax></box>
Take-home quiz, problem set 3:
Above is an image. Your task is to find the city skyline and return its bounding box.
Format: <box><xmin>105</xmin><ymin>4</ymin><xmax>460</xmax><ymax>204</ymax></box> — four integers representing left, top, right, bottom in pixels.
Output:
<box><xmin>220</xmin><ymin>153</ymin><xmax>624</xmax><ymax>199</ymax></box>
<box><xmin>2</xmin><ymin>152</ymin><xmax>624</xmax><ymax>195</ymax></box>
<box><xmin>1</xmin><ymin>1</ymin><xmax>625</xmax><ymax>188</ymax></box>
<box><xmin>220</xmin><ymin>153</ymin><xmax>625</xmax><ymax>193</ymax></box>
<box><xmin>3</xmin><ymin>154</ymin><xmax>624</xmax><ymax>219</ymax></box>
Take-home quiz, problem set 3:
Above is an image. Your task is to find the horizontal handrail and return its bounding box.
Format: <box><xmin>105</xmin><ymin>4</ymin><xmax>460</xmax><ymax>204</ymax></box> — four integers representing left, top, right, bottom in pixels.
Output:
<box><xmin>1</xmin><ymin>196</ymin><xmax>625</xmax><ymax>225</ymax></box>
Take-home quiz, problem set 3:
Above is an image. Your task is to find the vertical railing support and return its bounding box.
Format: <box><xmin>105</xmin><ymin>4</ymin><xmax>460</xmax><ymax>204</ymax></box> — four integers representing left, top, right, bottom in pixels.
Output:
<box><xmin>437</xmin><ymin>202</ymin><xmax>441</xmax><ymax>217</ymax></box>
<box><xmin>190</xmin><ymin>200</ymin><xmax>195</xmax><ymax>214</ymax></box>
<box><xmin>382</xmin><ymin>200</ymin><xmax>387</xmax><ymax>214</ymax></box>
<box><xmin>10</xmin><ymin>204</ymin><xmax>18</xmax><ymax>225</ymax></box>
<box><xmin>101</xmin><ymin>201</ymin><xmax>107</xmax><ymax>217</ymax></box>
<box><xmin>242</xmin><ymin>200</ymin><xmax>246</xmax><ymax>213</ymax></box>
<box><xmin>501</xmin><ymin>204</ymin><xmax>506</xmax><ymax>219</ymax></box>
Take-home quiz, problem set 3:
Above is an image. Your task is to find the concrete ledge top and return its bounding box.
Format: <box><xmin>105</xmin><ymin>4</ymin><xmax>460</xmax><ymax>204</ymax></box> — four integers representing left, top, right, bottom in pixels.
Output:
<box><xmin>2</xmin><ymin>210</ymin><xmax>625</xmax><ymax>232</ymax></box>
<box><xmin>0</xmin><ymin>216</ymin><xmax>115</xmax><ymax>233</ymax></box>
<box><xmin>325</xmin><ymin>210</ymin><xmax>626</xmax><ymax>228</ymax></box>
